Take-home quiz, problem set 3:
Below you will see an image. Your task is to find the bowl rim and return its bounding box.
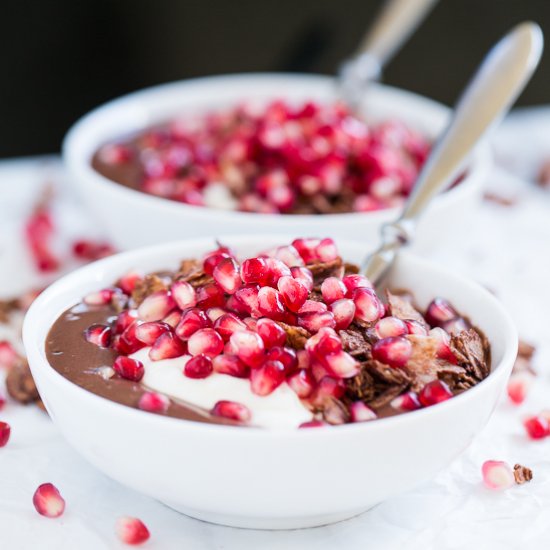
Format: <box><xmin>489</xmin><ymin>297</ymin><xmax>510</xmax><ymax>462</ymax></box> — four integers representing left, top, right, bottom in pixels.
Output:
<box><xmin>23</xmin><ymin>234</ymin><xmax>517</xmax><ymax>441</ymax></box>
<box><xmin>62</xmin><ymin>72</ymin><xmax>491</xmax><ymax>225</ymax></box>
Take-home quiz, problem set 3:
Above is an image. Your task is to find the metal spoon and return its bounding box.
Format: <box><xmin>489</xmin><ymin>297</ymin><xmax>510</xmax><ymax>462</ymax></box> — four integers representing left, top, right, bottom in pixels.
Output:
<box><xmin>363</xmin><ymin>21</ymin><xmax>544</xmax><ymax>285</ymax></box>
<box><xmin>339</xmin><ymin>0</ymin><xmax>439</xmax><ymax>110</ymax></box>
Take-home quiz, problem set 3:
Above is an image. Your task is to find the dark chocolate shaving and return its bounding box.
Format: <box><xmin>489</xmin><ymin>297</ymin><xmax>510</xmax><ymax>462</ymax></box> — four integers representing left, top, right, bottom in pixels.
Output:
<box><xmin>339</xmin><ymin>328</ymin><xmax>372</xmax><ymax>358</ymax></box>
<box><xmin>131</xmin><ymin>274</ymin><xmax>168</xmax><ymax>306</ymax></box>
<box><xmin>450</xmin><ymin>328</ymin><xmax>491</xmax><ymax>382</ymax></box>
<box><xmin>175</xmin><ymin>259</ymin><xmax>213</xmax><ymax>288</ymax></box>
<box><xmin>513</xmin><ymin>464</ymin><xmax>533</xmax><ymax>484</ymax></box>
<box><xmin>0</xmin><ymin>299</ymin><xmax>20</xmax><ymax>323</ymax></box>
<box><xmin>386</xmin><ymin>290</ymin><xmax>429</xmax><ymax>329</ymax></box>
<box><xmin>307</xmin><ymin>258</ymin><xmax>344</xmax><ymax>285</ymax></box>
<box><xmin>277</xmin><ymin>322</ymin><xmax>310</xmax><ymax>349</ymax></box>
<box><xmin>6</xmin><ymin>359</ymin><xmax>43</xmax><ymax>409</ymax></box>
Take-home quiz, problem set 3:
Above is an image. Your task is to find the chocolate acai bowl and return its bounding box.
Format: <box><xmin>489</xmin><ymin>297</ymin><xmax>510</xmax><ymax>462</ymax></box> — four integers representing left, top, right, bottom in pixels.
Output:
<box><xmin>63</xmin><ymin>74</ymin><xmax>490</xmax><ymax>251</ymax></box>
<box><xmin>22</xmin><ymin>235</ymin><xmax>517</xmax><ymax>529</ymax></box>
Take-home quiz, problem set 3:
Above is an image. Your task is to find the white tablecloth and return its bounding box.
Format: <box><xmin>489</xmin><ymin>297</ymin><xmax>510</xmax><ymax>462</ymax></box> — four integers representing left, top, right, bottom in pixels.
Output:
<box><xmin>1</xmin><ymin>110</ymin><xmax>550</xmax><ymax>549</ymax></box>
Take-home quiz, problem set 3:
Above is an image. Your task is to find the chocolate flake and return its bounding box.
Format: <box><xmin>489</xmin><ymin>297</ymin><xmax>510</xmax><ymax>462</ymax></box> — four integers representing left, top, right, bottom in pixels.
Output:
<box><xmin>386</xmin><ymin>290</ymin><xmax>428</xmax><ymax>329</ymax></box>
<box><xmin>131</xmin><ymin>274</ymin><xmax>168</xmax><ymax>306</ymax></box>
<box><xmin>0</xmin><ymin>299</ymin><xmax>20</xmax><ymax>323</ymax></box>
<box><xmin>339</xmin><ymin>328</ymin><xmax>372</xmax><ymax>358</ymax></box>
<box><xmin>513</xmin><ymin>464</ymin><xmax>533</xmax><ymax>484</ymax></box>
<box><xmin>450</xmin><ymin>329</ymin><xmax>491</xmax><ymax>382</ymax></box>
<box><xmin>513</xmin><ymin>340</ymin><xmax>536</xmax><ymax>375</ymax></box>
<box><xmin>277</xmin><ymin>322</ymin><xmax>310</xmax><ymax>349</ymax></box>
<box><xmin>308</xmin><ymin>258</ymin><xmax>344</xmax><ymax>285</ymax></box>
<box><xmin>6</xmin><ymin>359</ymin><xmax>43</xmax><ymax>408</ymax></box>
<box><xmin>175</xmin><ymin>259</ymin><xmax>213</xmax><ymax>288</ymax></box>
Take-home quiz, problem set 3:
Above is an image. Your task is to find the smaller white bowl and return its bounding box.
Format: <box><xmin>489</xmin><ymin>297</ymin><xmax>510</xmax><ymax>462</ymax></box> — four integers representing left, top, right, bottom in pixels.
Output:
<box><xmin>23</xmin><ymin>236</ymin><xmax>516</xmax><ymax>530</ymax></box>
<box><xmin>63</xmin><ymin>74</ymin><xmax>490</xmax><ymax>251</ymax></box>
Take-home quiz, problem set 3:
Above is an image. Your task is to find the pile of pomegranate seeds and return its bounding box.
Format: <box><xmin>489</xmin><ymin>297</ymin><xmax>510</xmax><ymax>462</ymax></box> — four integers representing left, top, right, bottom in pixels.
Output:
<box><xmin>80</xmin><ymin>237</ymin><xmax>491</xmax><ymax>427</ymax></box>
<box><xmin>93</xmin><ymin>100</ymin><xmax>431</xmax><ymax>215</ymax></box>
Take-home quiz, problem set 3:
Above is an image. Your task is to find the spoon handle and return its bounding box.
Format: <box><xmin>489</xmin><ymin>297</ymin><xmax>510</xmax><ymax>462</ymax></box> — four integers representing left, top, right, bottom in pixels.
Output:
<box><xmin>356</xmin><ymin>0</ymin><xmax>438</xmax><ymax>67</ymax></box>
<box><xmin>363</xmin><ymin>21</ymin><xmax>543</xmax><ymax>284</ymax></box>
<box><xmin>339</xmin><ymin>0</ymin><xmax>437</xmax><ymax>108</ymax></box>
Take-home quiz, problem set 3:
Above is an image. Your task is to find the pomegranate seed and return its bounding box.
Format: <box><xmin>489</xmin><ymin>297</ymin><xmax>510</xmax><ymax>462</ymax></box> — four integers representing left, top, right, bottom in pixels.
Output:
<box><xmin>321</xmin><ymin>277</ymin><xmax>346</xmax><ymax>304</ymax></box>
<box><xmin>324</xmin><ymin>350</ymin><xmax>359</xmax><ymax>378</ymax></box>
<box><xmin>187</xmin><ymin>328</ymin><xmax>224</xmax><ymax>357</ymax></box>
<box><xmin>72</xmin><ymin>239</ymin><xmax>114</xmax><ymax>261</ymax></box>
<box><xmin>306</xmin><ymin>327</ymin><xmax>342</xmax><ymax>357</ymax></box>
<box><xmin>298</xmin><ymin>310</ymin><xmax>336</xmax><ymax>333</ymax></box>
<box><xmin>353</xmin><ymin>287</ymin><xmax>384</xmax><ymax>323</ymax></box>
<box><xmin>175</xmin><ymin>308</ymin><xmax>210</xmax><ymax>340</ymax></box>
<box><xmin>507</xmin><ymin>372</ymin><xmax>535</xmax><ymax>405</ymax></box>
<box><xmin>425</xmin><ymin>298</ymin><xmax>458</xmax><ymax>327</ymax></box>
<box><xmin>99</xmin><ymin>143</ymin><xmax>133</xmax><ymax>164</ymax></box>
<box><xmin>0</xmin><ymin>341</ymin><xmax>19</xmax><ymax>369</ymax></box>
<box><xmin>256</xmin><ymin>317</ymin><xmax>286</xmax><ymax>348</ymax></box>
<box><xmin>203</xmin><ymin>250</ymin><xmax>232</xmax><ymax>275</ymax></box>
<box><xmin>350</xmin><ymin>401</ymin><xmax>377</xmax><ymax>422</ymax></box>
<box><xmin>84</xmin><ymin>288</ymin><xmax>114</xmax><ymax>306</ymax></box>
<box><xmin>32</xmin><ymin>483</ymin><xmax>65</xmax><ymax>518</ymax></box>
<box><xmin>244</xmin><ymin>317</ymin><xmax>258</xmax><ymax>331</ymax></box>
<box><xmin>115</xmin><ymin>516</ymin><xmax>150</xmax><ymax>545</ymax></box>
<box><xmin>229</xmin><ymin>330</ymin><xmax>265</xmax><ymax>368</ymax></box>
<box><xmin>441</xmin><ymin>317</ymin><xmax>471</xmax><ymax>335</ymax></box>
<box><xmin>119</xmin><ymin>322</ymin><xmax>147</xmax><ymax>354</ymax></box>
<box><xmin>269</xmin><ymin>245</ymin><xmax>304</xmax><ymax>267</ymax></box>
<box><xmin>372</xmin><ymin>336</ymin><xmax>412</xmax><ymax>368</ymax></box>
<box><xmin>418</xmin><ymin>380</ymin><xmax>453</xmax><ymax>407</ymax></box>
<box><xmin>287</xmin><ymin>369</ymin><xmax>315</xmax><ymax>398</ymax></box>
<box><xmin>0</xmin><ymin>394</ymin><xmax>5</xmax><ymax>411</ymax></box>
<box><xmin>257</xmin><ymin>287</ymin><xmax>286</xmax><ymax>320</ymax></box>
<box><xmin>250</xmin><ymin>360</ymin><xmax>285</xmax><ymax>396</ymax></box>
<box><xmin>297</xmin><ymin>349</ymin><xmax>310</xmax><ymax>370</ymax></box>
<box><xmin>25</xmin><ymin>207</ymin><xmax>60</xmax><ymax>273</ymax></box>
<box><xmin>137</xmin><ymin>291</ymin><xmax>175</xmax><ymax>322</ymax></box>
<box><xmin>212</xmin><ymin>354</ymin><xmax>249</xmax><ymax>377</ymax></box>
<box><xmin>233</xmin><ymin>285</ymin><xmax>260</xmax><ymax>316</ymax></box>
<box><xmin>135</xmin><ymin>321</ymin><xmax>171</xmax><ymax>345</ymax></box>
<box><xmin>149</xmin><ymin>332</ymin><xmax>187</xmax><ymax>361</ymax></box>
<box><xmin>113</xmin><ymin>356</ymin><xmax>144</xmax><ymax>381</ymax></box>
<box><xmin>84</xmin><ymin>324</ymin><xmax>112</xmax><ymax>348</ymax></box>
<box><xmin>213</xmin><ymin>257</ymin><xmax>242</xmax><ymax>294</ymax></box>
<box><xmin>264</xmin><ymin>258</ymin><xmax>291</xmax><ymax>286</ymax></box>
<box><xmin>241</xmin><ymin>257</ymin><xmax>269</xmax><ymax>285</ymax></box>
<box><xmin>481</xmin><ymin>460</ymin><xmax>515</xmax><ymax>490</ymax></box>
<box><xmin>523</xmin><ymin>415</ymin><xmax>549</xmax><ymax>439</ymax></box>
<box><xmin>171</xmin><ymin>280</ymin><xmax>197</xmax><ymax>309</ymax></box>
<box><xmin>277</xmin><ymin>276</ymin><xmax>308</xmax><ymax>312</ymax></box>
<box><xmin>374</xmin><ymin>316</ymin><xmax>408</xmax><ymax>338</ymax></box>
<box><xmin>315</xmin><ymin>238</ymin><xmax>338</xmax><ymax>262</ymax></box>
<box><xmin>299</xmin><ymin>420</ymin><xmax>328</xmax><ymax>428</ymax></box>
<box><xmin>184</xmin><ymin>354</ymin><xmax>213</xmax><ymax>379</ymax></box>
<box><xmin>292</xmin><ymin>238</ymin><xmax>320</xmax><ymax>263</ymax></box>
<box><xmin>214</xmin><ymin>313</ymin><xmax>246</xmax><ymax>341</ymax></box>
<box><xmin>313</xmin><ymin>376</ymin><xmax>345</xmax><ymax>400</ymax></box>
<box><xmin>290</xmin><ymin>266</ymin><xmax>314</xmax><ymax>291</ymax></box>
<box><xmin>196</xmin><ymin>283</ymin><xmax>225</xmax><ymax>309</ymax></box>
<box><xmin>211</xmin><ymin>400</ymin><xmax>252</xmax><ymax>422</ymax></box>
<box><xmin>391</xmin><ymin>391</ymin><xmax>421</xmax><ymax>411</ymax></box>
<box><xmin>330</xmin><ymin>299</ymin><xmax>356</xmax><ymax>329</ymax></box>
<box><xmin>429</xmin><ymin>327</ymin><xmax>457</xmax><ymax>363</ymax></box>
<box><xmin>0</xmin><ymin>421</ymin><xmax>10</xmax><ymax>447</ymax></box>
<box><xmin>266</xmin><ymin>346</ymin><xmax>298</xmax><ymax>374</ymax></box>
<box><xmin>206</xmin><ymin>307</ymin><xmax>227</xmax><ymax>323</ymax></box>
<box><xmin>298</xmin><ymin>300</ymin><xmax>328</xmax><ymax>315</ymax></box>
<box><xmin>114</xmin><ymin>309</ymin><xmax>138</xmax><ymax>334</ymax></box>
<box><xmin>405</xmin><ymin>320</ymin><xmax>429</xmax><ymax>336</ymax></box>
<box><xmin>118</xmin><ymin>270</ymin><xmax>143</xmax><ymax>295</ymax></box>
<box><xmin>342</xmin><ymin>274</ymin><xmax>372</xmax><ymax>294</ymax></box>
<box><xmin>138</xmin><ymin>391</ymin><xmax>169</xmax><ymax>413</ymax></box>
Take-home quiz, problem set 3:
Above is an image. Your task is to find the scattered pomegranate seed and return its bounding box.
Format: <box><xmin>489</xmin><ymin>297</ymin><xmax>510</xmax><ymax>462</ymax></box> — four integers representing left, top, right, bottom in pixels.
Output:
<box><xmin>149</xmin><ymin>332</ymin><xmax>187</xmax><ymax>361</ymax></box>
<box><xmin>257</xmin><ymin>287</ymin><xmax>286</xmax><ymax>320</ymax></box>
<box><xmin>418</xmin><ymin>380</ymin><xmax>453</xmax><ymax>407</ymax></box>
<box><xmin>0</xmin><ymin>341</ymin><xmax>19</xmax><ymax>369</ymax></box>
<box><xmin>118</xmin><ymin>270</ymin><xmax>143</xmax><ymax>295</ymax></box>
<box><xmin>292</xmin><ymin>238</ymin><xmax>320</xmax><ymax>264</ymax></box>
<box><xmin>135</xmin><ymin>321</ymin><xmax>171</xmax><ymax>346</ymax></box>
<box><xmin>0</xmin><ymin>421</ymin><xmax>10</xmax><ymax>447</ymax></box>
<box><xmin>350</xmin><ymin>401</ymin><xmax>377</xmax><ymax>422</ymax></box>
<box><xmin>330</xmin><ymin>299</ymin><xmax>356</xmax><ymax>329</ymax></box>
<box><xmin>523</xmin><ymin>415</ymin><xmax>549</xmax><ymax>440</ymax></box>
<box><xmin>287</xmin><ymin>369</ymin><xmax>315</xmax><ymax>398</ymax></box>
<box><xmin>481</xmin><ymin>460</ymin><xmax>515</xmax><ymax>490</ymax></box>
<box><xmin>256</xmin><ymin>318</ymin><xmax>286</xmax><ymax>348</ymax></box>
<box><xmin>233</xmin><ymin>285</ymin><xmax>261</xmax><ymax>316</ymax></box>
<box><xmin>115</xmin><ymin>516</ymin><xmax>150</xmax><ymax>545</ymax></box>
<box><xmin>241</xmin><ymin>257</ymin><xmax>269</xmax><ymax>285</ymax></box>
<box><xmin>390</xmin><ymin>391</ymin><xmax>421</xmax><ymax>411</ymax></box>
<box><xmin>372</xmin><ymin>336</ymin><xmax>412</xmax><ymax>368</ymax></box>
<box><xmin>269</xmin><ymin>245</ymin><xmax>304</xmax><ymax>267</ymax></box>
<box><xmin>113</xmin><ymin>356</ymin><xmax>145</xmax><ymax>381</ymax></box>
<box><xmin>212</xmin><ymin>354</ymin><xmax>249</xmax><ymax>377</ymax></box>
<box><xmin>315</xmin><ymin>238</ymin><xmax>338</xmax><ymax>262</ymax></box>
<box><xmin>84</xmin><ymin>324</ymin><xmax>112</xmax><ymax>348</ymax></box>
<box><xmin>175</xmin><ymin>308</ymin><xmax>210</xmax><ymax>340</ymax></box>
<box><xmin>441</xmin><ymin>317</ymin><xmax>471</xmax><ymax>335</ymax></box>
<box><xmin>507</xmin><ymin>372</ymin><xmax>535</xmax><ymax>405</ymax></box>
<box><xmin>137</xmin><ymin>291</ymin><xmax>175</xmax><ymax>322</ymax></box>
<box><xmin>250</xmin><ymin>360</ymin><xmax>285</xmax><ymax>395</ymax></box>
<box><xmin>342</xmin><ymin>274</ymin><xmax>372</xmax><ymax>294</ymax></box>
<box><xmin>353</xmin><ymin>287</ymin><xmax>384</xmax><ymax>323</ymax></box>
<box><xmin>263</xmin><ymin>258</ymin><xmax>291</xmax><ymax>286</ymax></box>
<box><xmin>171</xmin><ymin>280</ymin><xmax>197</xmax><ymax>309</ymax></box>
<box><xmin>229</xmin><ymin>330</ymin><xmax>265</xmax><ymax>368</ymax></box>
<box><xmin>213</xmin><ymin>257</ymin><xmax>242</xmax><ymax>294</ymax></box>
<box><xmin>425</xmin><ymin>297</ymin><xmax>458</xmax><ymax>327</ymax></box>
<box><xmin>298</xmin><ymin>311</ymin><xmax>336</xmax><ymax>333</ymax></box>
<box><xmin>184</xmin><ymin>354</ymin><xmax>213</xmax><ymax>378</ymax></box>
<box><xmin>211</xmin><ymin>400</ymin><xmax>252</xmax><ymax>422</ymax></box>
<box><xmin>119</xmin><ymin>322</ymin><xmax>147</xmax><ymax>354</ymax></box>
<box><xmin>374</xmin><ymin>317</ymin><xmax>408</xmax><ymax>339</ymax></box>
<box><xmin>203</xmin><ymin>249</ymin><xmax>232</xmax><ymax>275</ymax></box>
<box><xmin>313</xmin><ymin>376</ymin><xmax>346</xmax><ymax>400</ymax></box>
<box><xmin>138</xmin><ymin>391</ymin><xmax>169</xmax><ymax>413</ymax></box>
<box><xmin>405</xmin><ymin>320</ymin><xmax>429</xmax><ymax>336</ymax></box>
<box><xmin>72</xmin><ymin>239</ymin><xmax>115</xmax><ymax>261</ymax></box>
<box><xmin>320</xmin><ymin>277</ymin><xmax>346</xmax><ymax>304</ymax></box>
<box><xmin>32</xmin><ymin>483</ymin><xmax>65</xmax><ymax>518</ymax></box>
<box><xmin>114</xmin><ymin>309</ymin><xmax>139</xmax><ymax>335</ymax></box>
<box><xmin>298</xmin><ymin>300</ymin><xmax>328</xmax><ymax>315</ymax></box>
<box><xmin>84</xmin><ymin>288</ymin><xmax>114</xmax><ymax>306</ymax></box>
<box><xmin>24</xmin><ymin>204</ymin><xmax>60</xmax><ymax>273</ymax></box>
<box><xmin>196</xmin><ymin>283</ymin><xmax>225</xmax><ymax>309</ymax></box>
<box><xmin>277</xmin><ymin>276</ymin><xmax>308</xmax><ymax>312</ymax></box>
<box><xmin>187</xmin><ymin>328</ymin><xmax>224</xmax><ymax>358</ymax></box>
<box><xmin>299</xmin><ymin>420</ymin><xmax>328</xmax><ymax>428</ymax></box>
<box><xmin>266</xmin><ymin>346</ymin><xmax>298</xmax><ymax>374</ymax></box>
<box><xmin>324</xmin><ymin>350</ymin><xmax>360</xmax><ymax>378</ymax></box>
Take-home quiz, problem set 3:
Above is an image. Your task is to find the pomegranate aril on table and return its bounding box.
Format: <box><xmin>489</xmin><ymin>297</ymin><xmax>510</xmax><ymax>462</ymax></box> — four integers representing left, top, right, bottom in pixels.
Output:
<box><xmin>52</xmin><ymin>237</ymin><xmax>490</xmax><ymax>428</ymax></box>
<box><xmin>93</xmin><ymin>101</ymin><xmax>431</xmax><ymax>215</ymax></box>
<box><xmin>32</xmin><ymin>483</ymin><xmax>65</xmax><ymax>518</ymax></box>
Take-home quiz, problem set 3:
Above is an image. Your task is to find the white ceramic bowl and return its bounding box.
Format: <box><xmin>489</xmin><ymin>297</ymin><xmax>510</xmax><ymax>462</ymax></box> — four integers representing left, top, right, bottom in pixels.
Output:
<box><xmin>63</xmin><ymin>74</ymin><xmax>490</xmax><ymax>251</ymax></box>
<box><xmin>23</xmin><ymin>236</ymin><xmax>516</xmax><ymax>530</ymax></box>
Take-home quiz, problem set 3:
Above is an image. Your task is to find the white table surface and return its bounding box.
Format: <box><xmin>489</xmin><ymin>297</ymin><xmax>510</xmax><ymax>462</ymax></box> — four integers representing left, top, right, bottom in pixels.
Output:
<box><xmin>1</xmin><ymin>110</ymin><xmax>550</xmax><ymax>549</ymax></box>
